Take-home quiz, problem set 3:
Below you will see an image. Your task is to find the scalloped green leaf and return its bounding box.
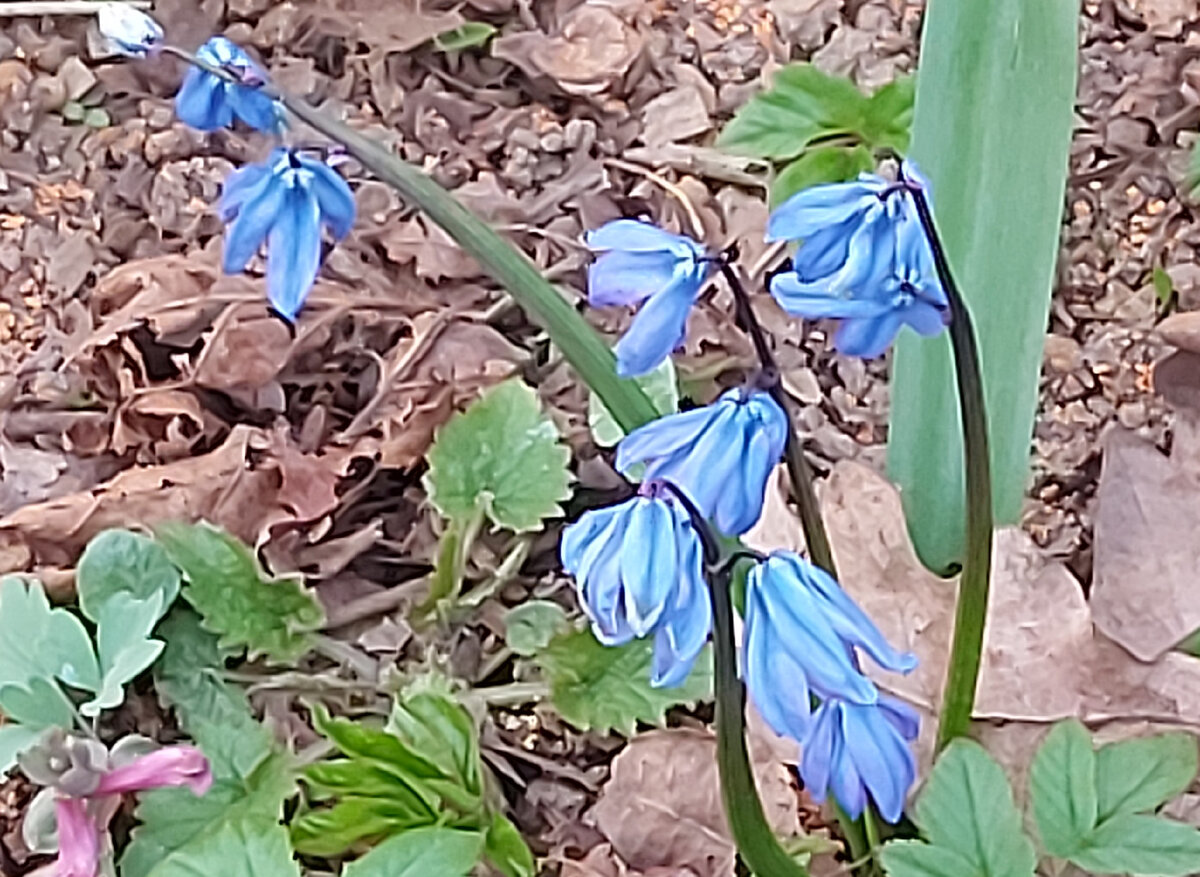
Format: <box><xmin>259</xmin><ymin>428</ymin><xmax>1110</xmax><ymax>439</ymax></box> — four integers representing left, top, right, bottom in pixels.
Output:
<box><xmin>535</xmin><ymin>629</ymin><xmax>712</xmax><ymax>736</ymax></box>
<box><xmin>76</xmin><ymin>528</ymin><xmax>180</xmax><ymax>623</ymax></box>
<box><xmin>424</xmin><ymin>380</ymin><xmax>572</xmax><ymax>532</ymax></box>
<box><xmin>881</xmin><ymin>739</ymin><xmax>1035</xmax><ymax>877</ymax></box>
<box><xmin>155</xmin><ymin>522</ymin><xmax>323</xmax><ymax>664</ymax></box>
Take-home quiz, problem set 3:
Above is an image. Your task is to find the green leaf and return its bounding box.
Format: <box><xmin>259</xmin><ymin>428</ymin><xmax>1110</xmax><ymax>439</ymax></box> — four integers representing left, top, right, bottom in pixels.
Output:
<box><xmin>887</xmin><ymin>0</ymin><xmax>1080</xmax><ymax>571</ymax></box>
<box><xmin>1187</xmin><ymin>140</ymin><xmax>1200</xmax><ymax>197</ymax></box>
<box><xmin>80</xmin><ymin>592</ymin><xmax>166</xmax><ymax>717</ymax></box>
<box><xmin>343</xmin><ymin>826</ymin><xmax>483</xmax><ymax>877</ymax></box>
<box><xmin>120</xmin><ymin>752</ymin><xmax>297</xmax><ymax>877</ymax></box>
<box><xmin>153</xmin><ymin>608</ymin><xmax>275</xmax><ymax>780</ymax></box>
<box><xmin>771</xmin><ymin>144</ymin><xmax>874</xmax><ymax>206</ymax></box>
<box><xmin>881</xmin><ymin>739</ymin><xmax>1035</xmax><ymax>877</ymax></box>
<box><xmin>881</xmin><ymin>840</ymin><xmax>979</xmax><ymax>877</ymax></box>
<box><xmin>536</xmin><ymin>629</ymin><xmax>712</xmax><ymax>736</ymax></box>
<box><xmin>484</xmin><ymin>813</ymin><xmax>536</xmax><ymax>877</ymax></box>
<box><xmin>717</xmin><ymin>63</ymin><xmax>870</xmax><ymax>160</ymax></box>
<box><xmin>0</xmin><ymin>724</ymin><xmax>41</xmax><ymax>775</ymax></box>
<box><xmin>1031</xmin><ymin>720</ymin><xmax>1098</xmax><ymax>858</ymax></box>
<box><xmin>76</xmin><ymin>529</ymin><xmax>180</xmax><ymax>623</ymax></box>
<box><xmin>61</xmin><ymin>100</ymin><xmax>85</xmax><ymax>122</ymax></box>
<box><xmin>504</xmin><ymin>601</ymin><xmax>569</xmax><ymax>656</ymax></box>
<box><xmin>434</xmin><ymin>21</ymin><xmax>497</xmax><ymax>51</ymax></box>
<box><xmin>588</xmin><ymin>358</ymin><xmax>678</xmax><ymax>447</ymax></box>
<box><xmin>423</xmin><ymin>380</ymin><xmax>572</xmax><ymax>532</ymax></box>
<box><xmin>0</xmin><ymin>576</ymin><xmax>99</xmax><ymax>720</ymax></box>
<box><xmin>156</xmin><ymin>522</ymin><xmax>324</xmax><ymax>663</ymax></box>
<box><xmin>862</xmin><ymin>75</ymin><xmax>915</xmax><ymax>152</ymax></box>
<box><xmin>1153</xmin><ymin>265</ymin><xmax>1175</xmax><ymax>309</ymax></box>
<box><xmin>127</xmin><ymin>816</ymin><xmax>298</xmax><ymax>877</ymax></box>
<box><xmin>387</xmin><ymin>693</ymin><xmax>482</xmax><ymax>802</ymax></box>
<box><xmin>0</xmin><ymin>677</ymin><xmax>77</xmax><ymax>731</ymax></box>
<box><xmin>1069</xmin><ymin>814</ymin><xmax>1200</xmax><ymax>877</ymax></box>
<box><xmin>1096</xmin><ymin>733</ymin><xmax>1198</xmax><ymax>822</ymax></box>
<box><xmin>82</xmin><ymin>107</ymin><xmax>111</xmax><ymax>128</ymax></box>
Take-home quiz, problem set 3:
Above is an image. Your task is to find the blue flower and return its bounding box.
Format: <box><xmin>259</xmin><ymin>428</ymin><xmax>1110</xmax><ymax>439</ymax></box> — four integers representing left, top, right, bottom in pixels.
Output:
<box><xmin>767</xmin><ymin>163</ymin><xmax>949</xmax><ymax>358</ymax></box>
<box><xmin>219</xmin><ymin>148</ymin><xmax>356</xmax><ymax>320</ymax></box>
<box><xmin>800</xmin><ymin>697</ymin><xmax>919</xmax><ymax>823</ymax></box>
<box><xmin>560</xmin><ymin>486</ymin><xmax>711</xmax><ymax>687</ymax></box>
<box><xmin>97</xmin><ymin>3</ymin><xmax>163</xmax><ymax>58</ymax></box>
<box><xmin>615</xmin><ymin>388</ymin><xmax>788</xmax><ymax>536</ymax></box>
<box><xmin>585</xmin><ymin>220</ymin><xmax>713</xmax><ymax>378</ymax></box>
<box><xmin>742</xmin><ymin>552</ymin><xmax>916</xmax><ymax>742</ymax></box>
<box><xmin>176</xmin><ymin>37</ymin><xmax>282</xmax><ymax>133</ymax></box>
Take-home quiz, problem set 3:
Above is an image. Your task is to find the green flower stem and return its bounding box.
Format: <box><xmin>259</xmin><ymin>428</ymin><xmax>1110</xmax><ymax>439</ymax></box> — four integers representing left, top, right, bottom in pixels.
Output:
<box><xmin>712</xmin><ymin>563</ymin><xmax>812</xmax><ymax>877</ymax></box>
<box><xmin>717</xmin><ymin>262</ymin><xmax>835</xmax><ymax>576</ymax></box>
<box><xmin>910</xmin><ymin>188</ymin><xmax>994</xmax><ymax>751</ymax></box>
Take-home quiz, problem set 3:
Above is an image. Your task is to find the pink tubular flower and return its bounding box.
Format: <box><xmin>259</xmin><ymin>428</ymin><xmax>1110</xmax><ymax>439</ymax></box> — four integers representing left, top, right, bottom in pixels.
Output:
<box><xmin>53</xmin><ymin>799</ymin><xmax>99</xmax><ymax>877</ymax></box>
<box><xmin>94</xmin><ymin>746</ymin><xmax>213</xmax><ymax>797</ymax></box>
<box><xmin>49</xmin><ymin>745</ymin><xmax>211</xmax><ymax>877</ymax></box>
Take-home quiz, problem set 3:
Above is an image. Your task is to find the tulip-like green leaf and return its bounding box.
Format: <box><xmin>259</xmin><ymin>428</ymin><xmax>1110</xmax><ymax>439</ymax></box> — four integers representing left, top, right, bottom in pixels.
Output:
<box><xmin>887</xmin><ymin>0</ymin><xmax>1080</xmax><ymax>571</ymax></box>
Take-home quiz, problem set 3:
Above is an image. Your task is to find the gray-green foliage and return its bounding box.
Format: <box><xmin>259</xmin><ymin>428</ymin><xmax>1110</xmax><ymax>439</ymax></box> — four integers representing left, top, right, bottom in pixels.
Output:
<box><xmin>294</xmin><ymin>692</ymin><xmax>533</xmax><ymax>877</ymax></box>
<box><xmin>882</xmin><ymin>723</ymin><xmax>1200</xmax><ymax>877</ymax></box>
<box><xmin>716</xmin><ymin>63</ymin><xmax>913</xmax><ymax>204</ymax></box>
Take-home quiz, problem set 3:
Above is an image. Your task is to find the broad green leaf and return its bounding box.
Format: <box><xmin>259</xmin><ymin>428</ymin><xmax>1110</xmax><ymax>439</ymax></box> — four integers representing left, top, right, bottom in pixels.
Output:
<box><xmin>717</xmin><ymin>63</ymin><xmax>870</xmax><ymax>160</ymax></box>
<box><xmin>888</xmin><ymin>0</ymin><xmax>1080</xmax><ymax>571</ymax></box>
<box><xmin>862</xmin><ymin>76</ymin><xmax>915</xmax><ymax>153</ymax></box>
<box><xmin>153</xmin><ymin>608</ymin><xmax>275</xmax><ymax>780</ymax></box>
<box><xmin>1096</xmin><ymin>733</ymin><xmax>1198</xmax><ymax>822</ymax></box>
<box><xmin>76</xmin><ymin>529</ymin><xmax>180</xmax><ymax>623</ymax></box>
<box><xmin>129</xmin><ymin>815</ymin><xmax>298</xmax><ymax>877</ymax></box>
<box><xmin>434</xmin><ymin>21</ymin><xmax>497</xmax><ymax>51</ymax></box>
<box><xmin>537</xmin><ymin>629</ymin><xmax>712</xmax><ymax>736</ymax></box>
<box><xmin>484</xmin><ymin>813</ymin><xmax>536</xmax><ymax>877</ymax></box>
<box><xmin>1153</xmin><ymin>265</ymin><xmax>1175</xmax><ymax>309</ymax></box>
<box><xmin>588</xmin><ymin>358</ymin><xmax>678</xmax><ymax>448</ymax></box>
<box><xmin>504</xmin><ymin>601</ymin><xmax>570</xmax><ymax>657</ymax></box>
<box><xmin>156</xmin><ymin>522</ymin><xmax>323</xmax><ymax>663</ymax></box>
<box><xmin>423</xmin><ymin>380</ymin><xmax>572</xmax><ymax>532</ymax></box>
<box><xmin>1031</xmin><ymin>720</ymin><xmax>1098</xmax><ymax>857</ymax></box>
<box><xmin>881</xmin><ymin>840</ymin><xmax>979</xmax><ymax>877</ymax></box>
<box><xmin>882</xmin><ymin>739</ymin><xmax>1035</xmax><ymax>877</ymax></box>
<box><xmin>343</xmin><ymin>826</ymin><xmax>483</xmax><ymax>877</ymax></box>
<box><xmin>0</xmin><ymin>576</ymin><xmax>100</xmax><ymax>735</ymax></box>
<box><xmin>120</xmin><ymin>752</ymin><xmax>296</xmax><ymax>877</ymax></box>
<box><xmin>771</xmin><ymin>144</ymin><xmax>874</xmax><ymax>207</ymax></box>
<box><xmin>0</xmin><ymin>724</ymin><xmax>41</xmax><ymax>775</ymax></box>
<box><xmin>80</xmin><ymin>592</ymin><xmax>166</xmax><ymax>717</ymax></box>
<box><xmin>1069</xmin><ymin>814</ymin><xmax>1200</xmax><ymax>877</ymax></box>
<box><xmin>291</xmin><ymin>797</ymin><xmax>436</xmax><ymax>857</ymax></box>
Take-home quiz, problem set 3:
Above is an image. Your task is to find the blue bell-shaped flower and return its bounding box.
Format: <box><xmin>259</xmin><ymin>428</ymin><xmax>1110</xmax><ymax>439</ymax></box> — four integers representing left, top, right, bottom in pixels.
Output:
<box><xmin>176</xmin><ymin>37</ymin><xmax>282</xmax><ymax>133</ymax></box>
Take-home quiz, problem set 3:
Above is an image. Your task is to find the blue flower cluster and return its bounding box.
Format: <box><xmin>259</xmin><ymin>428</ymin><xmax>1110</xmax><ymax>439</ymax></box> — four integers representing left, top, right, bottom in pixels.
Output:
<box><xmin>768</xmin><ymin>164</ymin><xmax>949</xmax><ymax>358</ymax></box>
<box><xmin>99</xmin><ymin>8</ymin><xmax>357</xmax><ymax>323</ymax></box>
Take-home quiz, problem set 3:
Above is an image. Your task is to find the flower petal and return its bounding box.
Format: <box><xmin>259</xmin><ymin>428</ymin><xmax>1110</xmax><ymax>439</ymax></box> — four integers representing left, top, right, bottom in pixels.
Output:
<box><xmin>619</xmin><ymin>498</ymin><xmax>676</xmax><ymax>635</ymax></box>
<box><xmin>587</xmin><ymin>219</ymin><xmax>701</xmax><ymax>256</ymax></box>
<box><xmin>175</xmin><ymin>70</ymin><xmax>231</xmax><ymax>131</ymax></box>
<box><xmin>303</xmin><ymin>157</ymin><xmax>357</xmax><ymax>239</ymax></box>
<box><xmin>54</xmin><ymin>797</ymin><xmax>100</xmax><ymax>877</ymax></box>
<box><xmin>94</xmin><ymin>745</ymin><xmax>212</xmax><ymax>796</ymax></box>
<box><xmin>770</xmin><ymin>273</ymin><xmax>894</xmax><ymax>320</ymax></box>
<box><xmin>265</xmin><ymin>185</ymin><xmax>323</xmax><ymax>320</ymax></box>
<box><xmin>614</xmin><ymin>272</ymin><xmax>697</xmax><ymax>377</ymax></box>
<box><xmin>588</xmin><ymin>249</ymin><xmax>682</xmax><ymax>307</ymax></box>
<box><xmin>766</xmin><ymin>178</ymin><xmax>885</xmax><ymax>242</ymax></box>
<box><xmin>222</xmin><ymin>168</ymin><xmax>286</xmax><ymax>274</ymax></box>
<box><xmin>229</xmin><ymin>86</ymin><xmax>282</xmax><ymax>133</ymax></box>
<box><xmin>833</xmin><ymin>313</ymin><xmax>903</xmax><ymax>359</ymax></box>
<box><xmin>614</xmin><ymin>403</ymin><xmax>720</xmax><ymax>477</ymax></box>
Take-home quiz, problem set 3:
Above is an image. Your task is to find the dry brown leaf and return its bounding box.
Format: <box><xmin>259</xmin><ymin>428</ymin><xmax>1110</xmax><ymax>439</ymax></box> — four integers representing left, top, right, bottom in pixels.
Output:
<box><xmin>1091</xmin><ymin>428</ymin><xmax>1200</xmax><ymax>661</ymax></box>
<box><xmin>591</xmin><ymin>728</ymin><xmax>798</xmax><ymax>877</ymax></box>
<box><xmin>492</xmin><ymin>6</ymin><xmax>644</xmax><ymax>96</ymax></box>
<box><xmin>0</xmin><ymin>425</ymin><xmax>329</xmax><ymax>577</ymax></box>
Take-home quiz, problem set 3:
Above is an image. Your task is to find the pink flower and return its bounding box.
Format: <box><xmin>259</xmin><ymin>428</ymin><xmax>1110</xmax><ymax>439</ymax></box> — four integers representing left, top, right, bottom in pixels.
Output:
<box><xmin>50</xmin><ymin>745</ymin><xmax>211</xmax><ymax>877</ymax></box>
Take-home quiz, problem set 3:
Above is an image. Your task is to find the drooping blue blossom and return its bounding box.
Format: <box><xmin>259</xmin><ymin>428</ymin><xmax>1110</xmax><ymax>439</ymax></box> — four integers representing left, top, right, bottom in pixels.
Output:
<box><xmin>742</xmin><ymin>552</ymin><xmax>916</xmax><ymax>742</ymax></box>
<box><xmin>560</xmin><ymin>484</ymin><xmax>711</xmax><ymax>687</ymax></box>
<box><xmin>799</xmin><ymin>697</ymin><xmax>919</xmax><ymax>823</ymax></box>
<box><xmin>767</xmin><ymin>163</ymin><xmax>949</xmax><ymax>358</ymax></box>
<box><xmin>219</xmin><ymin>148</ymin><xmax>356</xmax><ymax>320</ymax></box>
<box><xmin>615</xmin><ymin>388</ymin><xmax>788</xmax><ymax>536</ymax></box>
<box><xmin>97</xmin><ymin>3</ymin><xmax>163</xmax><ymax>58</ymax></box>
<box><xmin>176</xmin><ymin>37</ymin><xmax>282</xmax><ymax>133</ymax></box>
<box><xmin>585</xmin><ymin>220</ymin><xmax>713</xmax><ymax>378</ymax></box>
